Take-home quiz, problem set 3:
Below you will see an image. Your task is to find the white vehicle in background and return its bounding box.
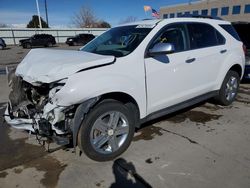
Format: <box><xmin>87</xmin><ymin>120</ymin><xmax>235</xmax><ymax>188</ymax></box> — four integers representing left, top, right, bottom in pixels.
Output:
<box><xmin>5</xmin><ymin>16</ymin><xmax>245</xmax><ymax>161</ymax></box>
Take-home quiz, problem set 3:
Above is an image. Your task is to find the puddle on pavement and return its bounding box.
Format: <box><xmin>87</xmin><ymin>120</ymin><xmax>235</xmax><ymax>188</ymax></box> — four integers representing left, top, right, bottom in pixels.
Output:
<box><xmin>95</xmin><ymin>180</ymin><xmax>105</xmax><ymax>187</ymax></box>
<box><xmin>0</xmin><ymin>171</ymin><xmax>8</xmax><ymax>178</ymax></box>
<box><xmin>133</xmin><ymin>126</ymin><xmax>164</xmax><ymax>141</ymax></box>
<box><xmin>24</xmin><ymin>156</ymin><xmax>67</xmax><ymax>188</ymax></box>
<box><xmin>13</xmin><ymin>168</ymin><xmax>22</xmax><ymax>174</ymax></box>
<box><xmin>145</xmin><ymin>158</ymin><xmax>153</xmax><ymax>164</ymax></box>
<box><xmin>167</xmin><ymin>110</ymin><xmax>222</xmax><ymax>124</ymax></box>
<box><xmin>238</xmin><ymin>88</ymin><xmax>250</xmax><ymax>95</ymax></box>
<box><xmin>0</xmin><ymin>108</ymin><xmax>66</xmax><ymax>187</ymax></box>
<box><xmin>133</xmin><ymin>110</ymin><xmax>222</xmax><ymax>141</ymax></box>
<box><xmin>145</xmin><ymin>156</ymin><xmax>160</xmax><ymax>164</ymax></box>
<box><xmin>236</xmin><ymin>95</ymin><xmax>250</xmax><ymax>104</ymax></box>
<box><xmin>202</xmin><ymin>104</ymin><xmax>223</xmax><ymax>111</ymax></box>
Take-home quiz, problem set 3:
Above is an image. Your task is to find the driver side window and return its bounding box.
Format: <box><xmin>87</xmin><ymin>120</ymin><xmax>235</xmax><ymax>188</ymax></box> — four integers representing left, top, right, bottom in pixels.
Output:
<box><xmin>151</xmin><ymin>24</ymin><xmax>188</xmax><ymax>53</ymax></box>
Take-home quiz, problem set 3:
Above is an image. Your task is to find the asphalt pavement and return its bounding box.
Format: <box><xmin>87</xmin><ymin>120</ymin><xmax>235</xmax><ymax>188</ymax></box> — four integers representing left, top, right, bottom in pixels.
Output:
<box><xmin>0</xmin><ymin>45</ymin><xmax>250</xmax><ymax>188</ymax></box>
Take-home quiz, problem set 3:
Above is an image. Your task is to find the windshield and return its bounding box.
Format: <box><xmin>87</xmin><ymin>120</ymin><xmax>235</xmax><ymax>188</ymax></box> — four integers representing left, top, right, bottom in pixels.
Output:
<box><xmin>81</xmin><ymin>25</ymin><xmax>153</xmax><ymax>57</ymax></box>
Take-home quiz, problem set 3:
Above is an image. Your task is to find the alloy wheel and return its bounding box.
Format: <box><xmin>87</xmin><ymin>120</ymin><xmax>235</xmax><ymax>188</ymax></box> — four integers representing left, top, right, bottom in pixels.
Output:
<box><xmin>225</xmin><ymin>76</ymin><xmax>238</xmax><ymax>101</ymax></box>
<box><xmin>90</xmin><ymin>111</ymin><xmax>129</xmax><ymax>154</ymax></box>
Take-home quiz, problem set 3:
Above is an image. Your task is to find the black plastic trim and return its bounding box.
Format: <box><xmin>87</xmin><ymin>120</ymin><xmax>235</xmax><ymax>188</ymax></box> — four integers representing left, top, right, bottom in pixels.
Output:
<box><xmin>140</xmin><ymin>91</ymin><xmax>219</xmax><ymax>124</ymax></box>
<box><xmin>76</xmin><ymin>59</ymin><xmax>116</xmax><ymax>73</ymax></box>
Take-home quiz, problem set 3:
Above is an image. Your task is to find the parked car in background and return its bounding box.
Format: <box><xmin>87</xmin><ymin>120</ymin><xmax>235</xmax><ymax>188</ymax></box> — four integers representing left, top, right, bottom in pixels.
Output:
<box><xmin>19</xmin><ymin>34</ymin><xmax>56</xmax><ymax>48</ymax></box>
<box><xmin>0</xmin><ymin>37</ymin><xmax>6</xmax><ymax>50</ymax></box>
<box><xmin>66</xmin><ymin>33</ymin><xmax>95</xmax><ymax>46</ymax></box>
<box><xmin>232</xmin><ymin>22</ymin><xmax>250</xmax><ymax>79</ymax></box>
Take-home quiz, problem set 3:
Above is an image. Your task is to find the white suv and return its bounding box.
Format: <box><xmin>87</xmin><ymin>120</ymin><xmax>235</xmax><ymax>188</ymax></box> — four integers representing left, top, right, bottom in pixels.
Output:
<box><xmin>5</xmin><ymin>18</ymin><xmax>245</xmax><ymax>161</ymax></box>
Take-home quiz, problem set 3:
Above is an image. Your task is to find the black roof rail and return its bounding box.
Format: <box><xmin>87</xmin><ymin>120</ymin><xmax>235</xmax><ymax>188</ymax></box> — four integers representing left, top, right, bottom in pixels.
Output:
<box><xmin>179</xmin><ymin>14</ymin><xmax>223</xmax><ymax>20</ymax></box>
<box><xmin>231</xmin><ymin>21</ymin><xmax>250</xmax><ymax>25</ymax></box>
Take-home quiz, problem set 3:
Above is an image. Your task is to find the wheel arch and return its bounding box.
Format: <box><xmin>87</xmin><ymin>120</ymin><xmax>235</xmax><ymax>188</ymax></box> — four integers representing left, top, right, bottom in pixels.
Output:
<box><xmin>229</xmin><ymin>64</ymin><xmax>243</xmax><ymax>78</ymax></box>
<box><xmin>100</xmin><ymin>92</ymin><xmax>141</xmax><ymax>127</ymax></box>
<box><xmin>72</xmin><ymin>92</ymin><xmax>141</xmax><ymax>148</ymax></box>
<box><xmin>215</xmin><ymin>63</ymin><xmax>244</xmax><ymax>91</ymax></box>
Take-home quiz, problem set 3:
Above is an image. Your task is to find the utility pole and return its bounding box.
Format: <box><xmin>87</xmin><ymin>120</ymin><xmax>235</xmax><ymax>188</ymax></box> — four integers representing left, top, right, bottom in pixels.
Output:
<box><xmin>36</xmin><ymin>0</ymin><xmax>42</xmax><ymax>28</ymax></box>
<box><xmin>45</xmin><ymin>0</ymin><xmax>49</xmax><ymax>27</ymax></box>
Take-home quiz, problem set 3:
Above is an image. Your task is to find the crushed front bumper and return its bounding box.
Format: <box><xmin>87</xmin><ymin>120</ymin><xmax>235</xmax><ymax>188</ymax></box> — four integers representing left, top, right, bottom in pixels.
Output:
<box><xmin>4</xmin><ymin>103</ymin><xmax>36</xmax><ymax>132</ymax></box>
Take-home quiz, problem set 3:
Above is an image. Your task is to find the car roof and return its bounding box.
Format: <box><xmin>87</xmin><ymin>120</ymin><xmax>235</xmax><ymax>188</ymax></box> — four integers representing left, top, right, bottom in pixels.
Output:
<box><xmin>117</xmin><ymin>17</ymin><xmax>230</xmax><ymax>27</ymax></box>
<box><xmin>117</xmin><ymin>19</ymin><xmax>162</xmax><ymax>27</ymax></box>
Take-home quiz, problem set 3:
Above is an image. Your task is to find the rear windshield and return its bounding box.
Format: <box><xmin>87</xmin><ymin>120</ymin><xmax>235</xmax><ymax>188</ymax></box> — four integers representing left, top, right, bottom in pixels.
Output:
<box><xmin>220</xmin><ymin>24</ymin><xmax>241</xmax><ymax>41</ymax></box>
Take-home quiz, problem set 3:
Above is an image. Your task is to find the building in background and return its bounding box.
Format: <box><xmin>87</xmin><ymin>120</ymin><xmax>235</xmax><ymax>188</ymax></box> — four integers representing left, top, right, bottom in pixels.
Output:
<box><xmin>160</xmin><ymin>0</ymin><xmax>250</xmax><ymax>22</ymax></box>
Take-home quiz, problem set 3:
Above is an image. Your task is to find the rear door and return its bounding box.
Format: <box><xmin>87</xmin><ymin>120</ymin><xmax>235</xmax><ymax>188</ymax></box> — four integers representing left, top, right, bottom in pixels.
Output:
<box><xmin>186</xmin><ymin>22</ymin><xmax>226</xmax><ymax>91</ymax></box>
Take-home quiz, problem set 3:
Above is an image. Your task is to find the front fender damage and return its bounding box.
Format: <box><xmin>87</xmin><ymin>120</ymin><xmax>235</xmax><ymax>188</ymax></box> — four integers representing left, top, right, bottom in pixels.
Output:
<box><xmin>72</xmin><ymin>97</ymin><xmax>100</xmax><ymax>147</ymax></box>
<box><xmin>4</xmin><ymin>69</ymin><xmax>101</xmax><ymax>148</ymax></box>
<box><xmin>4</xmin><ymin>72</ymin><xmax>75</xmax><ymax>145</ymax></box>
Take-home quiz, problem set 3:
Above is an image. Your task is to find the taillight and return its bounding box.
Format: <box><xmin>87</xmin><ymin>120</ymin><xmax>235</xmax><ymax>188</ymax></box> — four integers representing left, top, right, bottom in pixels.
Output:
<box><xmin>243</xmin><ymin>44</ymin><xmax>247</xmax><ymax>55</ymax></box>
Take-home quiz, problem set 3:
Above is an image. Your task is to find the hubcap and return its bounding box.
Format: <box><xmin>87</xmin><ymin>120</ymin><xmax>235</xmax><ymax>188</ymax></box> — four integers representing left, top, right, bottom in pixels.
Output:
<box><xmin>225</xmin><ymin>76</ymin><xmax>238</xmax><ymax>101</ymax></box>
<box><xmin>90</xmin><ymin>111</ymin><xmax>129</xmax><ymax>154</ymax></box>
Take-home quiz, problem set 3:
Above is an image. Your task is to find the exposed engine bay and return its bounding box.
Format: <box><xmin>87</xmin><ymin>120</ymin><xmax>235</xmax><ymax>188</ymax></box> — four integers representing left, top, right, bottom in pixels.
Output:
<box><xmin>5</xmin><ymin>70</ymin><xmax>75</xmax><ymax>145</ymax></box>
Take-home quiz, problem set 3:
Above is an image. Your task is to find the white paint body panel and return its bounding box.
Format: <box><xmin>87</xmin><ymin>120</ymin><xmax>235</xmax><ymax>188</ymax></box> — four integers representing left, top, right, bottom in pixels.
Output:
<box><xmin>15</xmin><ymin>49</ymin><xmax>115</xmax><ymax>83</ymax></box>
<box><xmin>13</xmin><ymin>18</ymin><xmax>245</xmax><ymax>120</ymax></box>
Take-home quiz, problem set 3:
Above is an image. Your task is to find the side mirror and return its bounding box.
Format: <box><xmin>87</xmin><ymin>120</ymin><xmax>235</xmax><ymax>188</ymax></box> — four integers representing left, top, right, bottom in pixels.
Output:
<box><xmin>148</xmin><ymin>43</ymin><xmax>175</xmax><ymax>56</ymax></box>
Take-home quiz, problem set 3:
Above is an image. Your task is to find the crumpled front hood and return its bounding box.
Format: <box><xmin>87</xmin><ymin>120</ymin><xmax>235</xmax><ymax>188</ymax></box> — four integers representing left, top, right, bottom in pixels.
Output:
<box><xmin>16</xmin><ymin>49</ymin><xmax>115</xmax><ymax>84</ymax></box>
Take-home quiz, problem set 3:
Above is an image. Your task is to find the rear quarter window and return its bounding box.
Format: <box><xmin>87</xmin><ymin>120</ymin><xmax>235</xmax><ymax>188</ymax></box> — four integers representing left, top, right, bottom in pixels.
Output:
<box><xmin>187</xmin><ymin>23</ymin><xmax>223</xmax><ymax>49</ymax></box>
<box><xmin>220</xmin><ymin>24</ymin><xmax>241</xmax><ymax>41</ymax></box>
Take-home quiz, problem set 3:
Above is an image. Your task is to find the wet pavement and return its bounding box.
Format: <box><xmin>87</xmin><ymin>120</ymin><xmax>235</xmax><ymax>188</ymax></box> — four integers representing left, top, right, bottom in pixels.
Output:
<box><xmin>0</xmin><ymin>47</ymin><xmax>250</xmax><ymax>187</ymax></box>
<box><xmin>0</xmin><ymin>85</ymin><xmax>250</xmax><ymax>188</ymax></box>
<box><xmin>0</xmin><ymin>106</ymin><xmax>67</xmax><ymax>188</ymax></box>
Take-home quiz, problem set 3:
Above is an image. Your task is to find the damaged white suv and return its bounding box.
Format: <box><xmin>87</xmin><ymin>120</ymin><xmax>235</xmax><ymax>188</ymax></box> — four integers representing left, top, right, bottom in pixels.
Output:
<box><xmin>5</xmin><ymin>18</ymin><xmax>245</xmax><ymax>161</ymax></box>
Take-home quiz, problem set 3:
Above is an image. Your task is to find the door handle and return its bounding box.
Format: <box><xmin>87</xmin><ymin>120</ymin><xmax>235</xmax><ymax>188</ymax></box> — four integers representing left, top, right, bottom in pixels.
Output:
<box><xmin>185</xmin><ymin>58</ymin><xmax>196</xmax><ymax>63</ymax></box>
<box><xmin>220</xmin><ymin>49</ymin><xmax>227</xmax><ymax>54</ymax></box>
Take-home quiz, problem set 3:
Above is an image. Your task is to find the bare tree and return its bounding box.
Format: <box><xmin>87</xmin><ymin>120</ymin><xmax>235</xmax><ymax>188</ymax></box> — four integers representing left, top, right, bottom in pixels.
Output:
<box><xmin>73</xmin><ymin>6</ymin><xmax>98</xmax><ymax>28</ymax></box>
<box><xmin>119</xmin><ymin>16</ymin><xmax>137</xmax><ymax>24</ymax></box>
<box><xmin>96</xmin><ymin>20</ymin><xmax>111</xmax><ymax>28</ymax></box>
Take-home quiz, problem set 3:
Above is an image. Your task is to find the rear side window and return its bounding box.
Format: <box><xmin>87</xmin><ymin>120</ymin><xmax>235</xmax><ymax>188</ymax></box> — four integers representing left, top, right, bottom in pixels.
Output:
<box><xmin>187</xmin><ymin>23</ymin><xmax>223</xmax><ymax>49</ymax></box>
<box><xmin>220</xmin><ymin>24</ymin><xmax>241</xmax><ymax>41</ymax></box>
<box><xmin>216</xmin><ymin>31</ymin><xmax>226</xmax><ymax>45</ymax></box>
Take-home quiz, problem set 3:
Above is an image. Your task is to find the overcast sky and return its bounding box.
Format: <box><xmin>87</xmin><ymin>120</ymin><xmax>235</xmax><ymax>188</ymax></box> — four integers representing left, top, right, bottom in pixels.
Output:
<box><xmin>0</xmin><ymin>0</ymin><xmax>197</xmax><ymax>27</ymax></box>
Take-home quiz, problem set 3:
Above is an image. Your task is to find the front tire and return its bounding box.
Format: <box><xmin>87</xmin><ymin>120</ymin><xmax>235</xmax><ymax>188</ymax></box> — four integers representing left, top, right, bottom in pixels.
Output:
<box><xmin>78</xmin><ymin>100</ymin><xmax>135</xmax><ymax>161</ymax></box>
<box><xmin>215</xmin><ymin>70</ymin><xmax>240</xmax><ymax>106</ymax></box>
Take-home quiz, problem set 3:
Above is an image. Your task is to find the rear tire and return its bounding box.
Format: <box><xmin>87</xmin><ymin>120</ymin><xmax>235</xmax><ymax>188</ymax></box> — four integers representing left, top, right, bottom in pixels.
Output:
<box><xmin>78</xmin><ymin>100</ymin><xmax>135</xmax><ymax>161</ymax></box>
<box><xmin>215</xmin><ymin>70</ymin><xmax>240</xmax><ymax>106</ymax></box>
<box><xmin>0</xmin><ymin>45</ymin><xmax>3</xmax><ymax>50</ymax></box>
